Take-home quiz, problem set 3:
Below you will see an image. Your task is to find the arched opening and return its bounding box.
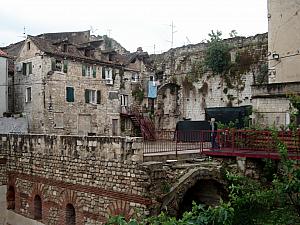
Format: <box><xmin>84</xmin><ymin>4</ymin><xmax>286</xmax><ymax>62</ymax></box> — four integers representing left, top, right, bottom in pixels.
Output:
<box><xmin>34</xmin><ymin>195</ymin><xmax>42</xmax><ymax>220</ymax></box>
<box><xmin>66</xmin><ymin>203</ymin><xmax>76</xmax><ymax>225</ymax></box>
<box><xmin>177</xmin><ymin>179</ymin><xmax>227</xmax><ymax>218</ymax></box>
<box><xmin>7</xmin><ymin>186</ymin><xmax>15</xmax><ymax>210</ymax></box>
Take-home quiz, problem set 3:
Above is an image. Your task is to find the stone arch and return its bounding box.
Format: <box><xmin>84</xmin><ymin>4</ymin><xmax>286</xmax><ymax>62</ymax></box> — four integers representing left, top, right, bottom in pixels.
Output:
<box><xmin>33</xmin><ymin>194</ymin><xmax>42</xmax><ymax>220</ymax></box>
<box><xmin>107</xmin><ymin>200</ymin><xmax>135</xmax><ymax>221</ymax></box>
<box><xmin>7</xmin><ymin>185</ymin><xmax>15</xmax><ymax>210</ymax></box>
<box><xmin>177</xmin><ymin>178</ymin><xmax>227</xmax><ymax>218</ymax></box>
<box><xmin>161</xmin><ymin>168</ymin><xmax>227</xmax><ymax>217</ymax></box>
<box><xmin>58</xmin><ymin>189</ymin><xmax>83</xmax><ymax>225</ymax></box>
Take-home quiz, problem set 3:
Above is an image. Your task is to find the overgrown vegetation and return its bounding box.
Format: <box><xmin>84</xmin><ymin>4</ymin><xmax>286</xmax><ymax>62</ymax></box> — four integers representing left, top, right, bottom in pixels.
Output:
<box><xmin>107</xmin><ymin>129</ymin><xmax>300</xmax><ymax>225</ymax></box>
<box><xmin>132</xmin><ymin>87</ymin><xmax>144</xmax><ymax>103</ymax></box>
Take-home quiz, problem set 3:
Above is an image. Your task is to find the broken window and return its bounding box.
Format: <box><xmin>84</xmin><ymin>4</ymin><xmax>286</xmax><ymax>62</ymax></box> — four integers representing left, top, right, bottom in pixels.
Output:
<box><xmin>22</xmin><ymin>62</ymin><xmax>32</xmax><ymax>75</ymax></box>
<box><xmin>66</xmin><ymin>87</ymin><xmax>74</xmax><ymax>102</ymax></box>
<box><xmin>51</xmin><ymin>58</ymin><xmax>68</xmax><ymax>73</ymax></box>
<box><xmin>25</xmin><ymin>87</ymin><xmax>32</xmax><ymax>103</ymax></box>
<box><xmin>85</xmin><ymin>89</ymin><xmax>101</xmax><ymax>104</ymax></box>
<box><xmin>132</xmin><ymin>73</ymin><xmax>139</xmax><ymax>83</ymax></box>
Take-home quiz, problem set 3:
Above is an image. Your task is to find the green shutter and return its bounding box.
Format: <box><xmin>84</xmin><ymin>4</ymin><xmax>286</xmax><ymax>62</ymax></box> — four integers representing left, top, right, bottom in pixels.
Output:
<box><xmin>63</xmin><ymin>60</ymin><xmax>68</xmax><ymax>73</ymax></box>
<box><xmin>66</xmin><ymin>87</ymin><xmax>74</xmax><ymax>102</ymax></box>
<box><xmin>22</xmin><ymin>63</ymin><xmax>27</xmax><ymax>75</ymax></box>
<box><xmin>51</xmin><ymin>58</ymin><xmax>56</xmax><ymax>71</ymax></box>
<box><xmin>92</xmin><ymin>66</ymin><xmax>97</xmax><ymax>78</ymax></box>
<box><xmin>102</xmin><ymin>67</ymin><xmax>106</xmax><ymax>79</ymax></box>
<box><xmin>97</xmin><ymin>90</ymin><xmax>101</xmax><ymax>104</ymax></box>
<box><xmin>112</xmin><ymin>68</ymin><xmax>116</xmax><ymax>80</ymax></box>
<box><xmin>85</xmin><ymin>89</ymin><xmax>89</xmax><ymax>103</ymax></box>
<box><xmin>28</xmin><ymin>62</ymin><xmax>32</xmax><ymax>74</ymax></box>
<box><xmin>82</xmin><ymin>65</ymin><xmax>86</xmax><ymax>76</ymax></box>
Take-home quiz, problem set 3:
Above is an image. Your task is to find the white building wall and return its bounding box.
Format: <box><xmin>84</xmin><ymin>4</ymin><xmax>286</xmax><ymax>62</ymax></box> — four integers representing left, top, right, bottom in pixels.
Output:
<box><xmin>0</xmin><ymin>57</ymin><xmax>8</xmax><ymax>117</ymax></box>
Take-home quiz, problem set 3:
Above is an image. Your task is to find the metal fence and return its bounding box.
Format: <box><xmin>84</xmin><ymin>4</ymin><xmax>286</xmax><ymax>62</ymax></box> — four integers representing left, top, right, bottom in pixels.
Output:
<box><xmin>143</xmin><ymin>129</ymin><xmax>300</xmax><ymax>159</ymax></box>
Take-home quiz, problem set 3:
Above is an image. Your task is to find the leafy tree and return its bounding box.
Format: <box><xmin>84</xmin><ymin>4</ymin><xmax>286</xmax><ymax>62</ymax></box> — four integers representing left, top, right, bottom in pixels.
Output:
<box><xmin>204</xmin><ymin>30</ymin><xmax>230</xmax><ymax>75</ymax></box>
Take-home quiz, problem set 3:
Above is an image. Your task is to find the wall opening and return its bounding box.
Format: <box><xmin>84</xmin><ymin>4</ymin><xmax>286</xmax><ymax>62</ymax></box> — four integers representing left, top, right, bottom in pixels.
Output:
<box><xmin>7</xmin><ymin>186</ymin><xmax>15</xmax><ymax>210</ymax></box>
<box><xmin>34</xmin><ymin>195</ymin><xmax>42</xmax><ymax>220</ymax></box>
<box><xmin>177</xmin><ymin>179</ymin><xmax>227</xmax><ymax>218</ymax></box>
<box><xmin>66</xmin><ymin>203</ymin><xmax>76</xmax><ymax>225</ymax></box>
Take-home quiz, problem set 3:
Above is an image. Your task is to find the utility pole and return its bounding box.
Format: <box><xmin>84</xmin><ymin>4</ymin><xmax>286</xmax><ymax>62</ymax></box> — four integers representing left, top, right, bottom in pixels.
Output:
<box><xmin>170</xmin><ymin>21</ymin><xmax>177</xmax><ymax>48</ymax></box>
<box><xmin>153</xmin><ymin>44</ymin><xmax>156</xmax><ymax>54</ymax></box>
<box><xmin>165</xmin><ymin>21</ymin><xmax>177</xmax><ymax>49</ymax></box>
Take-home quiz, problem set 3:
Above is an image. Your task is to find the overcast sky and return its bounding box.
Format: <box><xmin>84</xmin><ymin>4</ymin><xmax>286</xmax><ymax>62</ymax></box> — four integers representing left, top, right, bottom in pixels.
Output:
<box><xmin>0</xmin><ymin>0</ymin><xmax>267</xmax><ymax>53</ymax></box>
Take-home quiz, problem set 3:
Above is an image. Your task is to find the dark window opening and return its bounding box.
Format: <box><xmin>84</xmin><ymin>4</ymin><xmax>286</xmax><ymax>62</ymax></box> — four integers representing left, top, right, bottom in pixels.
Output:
<box><xmin>66</xmin><ymin>204</ymin><xmax>76</xmax><ymax>225</ymax></box>
<box><xmin>66</xmin><ymin>87</ymin><xmax>75</xmax><ymax>102</ymax></box>
<box><xmin>7</xmin><ymin>186</ymin><xmax>15</xmax><ymax>210</ymax></box>
<box><xmin>63</xmin><ymin>44</ymin><xmax>68</xmax><ymax>52</ymax></box>
<box><xmin>85</xmin><ymin>49</ymin><xmax>91</xmax><ymax>57</ymax></box>
<box><xmin>34</xmin><ymin>195</ymin><xmax>42</xmax><ymax>220</ymax></box>
<box><xmin>109</xmin><ymin>54</ymin><xmax>113</xmax><ymax>61</ymax></box>
<box><xmin>27</xmin><ymin>42</ymin><xmax>31</xmax><ymax>50</ymax></box>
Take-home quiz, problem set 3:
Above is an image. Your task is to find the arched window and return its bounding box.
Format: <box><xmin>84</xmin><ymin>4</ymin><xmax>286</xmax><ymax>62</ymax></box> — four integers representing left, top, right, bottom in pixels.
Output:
<box><xmin>66</xmin><ymin>203</ymin><xmax>76</xmax><ymax>225</ymax></box>
<box><xmin>7</xmin><ymin>186</ymin><xmax>15</xmax><ymax>210</ymax></box>
<box><xmin>34</xmin><ymin>195</ymin><xmax>42</xmax><ymax>220</ymax></box>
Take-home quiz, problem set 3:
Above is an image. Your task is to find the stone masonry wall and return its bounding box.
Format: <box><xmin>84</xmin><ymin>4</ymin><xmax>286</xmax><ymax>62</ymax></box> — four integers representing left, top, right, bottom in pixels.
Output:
<box><xmin>151</xmin><ymin>33</ymin><xmax>268</xmax><ymax>130</ymax></box>
<box><xmin>0</xmin><ymin>134</ymin><xmax>151</xmax><ymax>225</ymax></box>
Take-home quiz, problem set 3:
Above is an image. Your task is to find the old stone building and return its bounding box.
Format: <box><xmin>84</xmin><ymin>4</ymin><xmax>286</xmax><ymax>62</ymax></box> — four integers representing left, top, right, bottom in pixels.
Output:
<box><xmin>8</xmin><ymin>31</ymin><xmax>141</xmax><ymax>136</ymax></box>
<box><xmin>252</xmin><ymin>0</ymin><xmax>300</xmax><ymax>127</ymax></box>
<box><xmin>0</xmin><ymin>50</ymin><xmax>9</xmax><ymax>117</ymax></box>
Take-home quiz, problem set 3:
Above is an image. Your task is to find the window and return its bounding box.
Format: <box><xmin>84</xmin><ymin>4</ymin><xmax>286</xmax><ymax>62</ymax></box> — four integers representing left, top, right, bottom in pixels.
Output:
<box><xmin>120</xmin><ymin>94</ymin><xmax>128</xmax><ymax>106</ymax></box>
<box><xmin>22</xmin><ymin>62</ymin><xmax>32</xmax><ymax>75</ymax></box>
<box><xmin>34</xmin><ymin>195</ymin><xmax>42</xmax><ymax>220</ymax></box>
<box><xmin>7</xmin><ymin>186</ymin><xmax>15</xmax><ymax>210</ymax></box>
<box><xmin>51</xmin><ymin>58</ymin><xmax>68</xmax><ymax>73</ymax></box>
<box><xmin>132</xmin><ymin>73</ymin><xmax>139</xmax><ymax>83</ymax></box>
<box><xmin>27</xmin><ymin>42</ymin><xmax>31</xmax><ymax>50</ymax></box>
<box><xmin>102</xmin><ymin>67</ymin><xmax>113</xmax><ymax>84</ymax></box>
<box><xmin>82</xmin><ymin>65</ymin><xmax>96</xmax><ymax>78</ymax></box>
<box><xmin>66</xmin><ymin>204</ymin><xmax>76</xmax><ymax>225</ymax></box>
<box><xmin>85</xmin><ymin>89</ymin><xmax>101</xmax><ymax>104</ymax></box>
<box><xmin>25</xmin><ymin>87</ymin><xmax>32</xmax><ymax>103</ymax></box>
<box><xmin>66</xmin><ymin>87</ymin><xmax>74</xmax><ymax>102</ymax></box>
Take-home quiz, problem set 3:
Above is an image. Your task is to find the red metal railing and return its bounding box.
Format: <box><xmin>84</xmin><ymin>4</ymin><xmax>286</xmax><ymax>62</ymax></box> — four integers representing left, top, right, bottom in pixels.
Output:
<box><xmin>143</xmin><ymin>129</ymin><xmax>300</xmax><ymax>159</ymax></box>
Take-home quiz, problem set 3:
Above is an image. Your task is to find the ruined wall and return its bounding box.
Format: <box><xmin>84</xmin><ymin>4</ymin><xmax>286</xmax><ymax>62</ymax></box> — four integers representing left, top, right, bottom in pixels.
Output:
<box><xmin>0</xmin><ymin>134</ymin><xmax>150</xmax><ymax>225</ymax></box>
<box><xmin>151</xmin><ymin>34</ymin><xmax>268</xmax><ymax>130</ymax></box>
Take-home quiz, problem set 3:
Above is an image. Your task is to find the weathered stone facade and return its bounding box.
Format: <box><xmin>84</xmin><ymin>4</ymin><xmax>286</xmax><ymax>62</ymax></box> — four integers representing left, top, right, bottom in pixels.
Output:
<box><xmin>0</xmin><ymin>134</ymin><xmax>150</xmax><ymax>225</ymax></box>
<box><xmin>149</xmin><ymin>34</ymin><xmax>268</xmax><ymax>130</ymax></box>
<box><xmin>13</xmin><ymin>34</ymin><xmax>138</xmax><ymax>136</ymax></box>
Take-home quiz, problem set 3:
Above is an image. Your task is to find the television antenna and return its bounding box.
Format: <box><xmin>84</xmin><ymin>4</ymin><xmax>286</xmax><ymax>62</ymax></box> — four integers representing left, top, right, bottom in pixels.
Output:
<box><xmin>18</xmin><ymin>26</ymin><xmax>27</xmax><ymax>39</ymax></box>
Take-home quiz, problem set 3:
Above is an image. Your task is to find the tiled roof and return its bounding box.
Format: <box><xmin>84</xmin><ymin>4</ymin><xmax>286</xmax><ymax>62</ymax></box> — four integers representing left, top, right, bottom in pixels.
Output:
<box><xmin>0</xmin><ymin>49</ymin><xmax>8</xmax><ymax>57</ymax></box>
<box><xmin>29</xmin><ymin>36</ymin><xmax>123</xmax><ymax>67</ymax></box>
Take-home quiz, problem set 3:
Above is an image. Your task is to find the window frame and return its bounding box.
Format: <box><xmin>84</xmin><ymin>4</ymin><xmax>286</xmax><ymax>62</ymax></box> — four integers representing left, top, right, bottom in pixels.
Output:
<box><xmin>25</xmin><ymin>86</ymin><xmax>32</xmax><ymax>103</ymax></box>
<box><xmin>66</xmin><ymin>86</ymin><xmax>75</xmax><ymax>103</ymax></box>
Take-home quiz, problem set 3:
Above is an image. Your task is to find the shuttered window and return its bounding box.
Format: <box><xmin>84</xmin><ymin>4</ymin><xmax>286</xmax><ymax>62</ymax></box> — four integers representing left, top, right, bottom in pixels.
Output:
<box><xmin>66</xmin><ymin>87</ymin><xmax>74</xmax><ymax>102</ymax></box>
<box><xmin>82</xmin><ymin>65</ymin><xmax>86</xmax><ymax>76</ymax></box>
<box><xmin>93</xmin><ymin>66</ymin><xmax>97</xmax><ymax>78</ymax></box>
<box><xmin>63</xmin><ymin>60</ymin><xmax>68</xmax><ymax>73</ymax></box>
